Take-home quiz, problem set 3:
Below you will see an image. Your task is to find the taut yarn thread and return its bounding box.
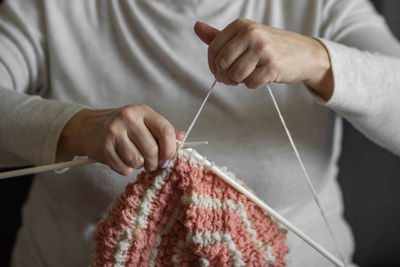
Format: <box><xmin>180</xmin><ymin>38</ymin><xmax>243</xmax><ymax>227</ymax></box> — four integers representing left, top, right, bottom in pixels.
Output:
<box><xmin>265</xmin><ymin>84</ymin><xmax>345</xmax><ymax>265</ymax></box>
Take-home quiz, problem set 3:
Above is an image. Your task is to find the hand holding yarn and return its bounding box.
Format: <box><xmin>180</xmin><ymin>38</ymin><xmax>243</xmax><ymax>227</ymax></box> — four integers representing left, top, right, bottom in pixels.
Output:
<box><xmin>194</xmin><ymin>19</ymin><xmax>334</xmax><ymax>100</ymax></box>
<box><xmin>57</xmin><ymin>104</ymin><xmax>179</xmax><ymax>175</ymax></box>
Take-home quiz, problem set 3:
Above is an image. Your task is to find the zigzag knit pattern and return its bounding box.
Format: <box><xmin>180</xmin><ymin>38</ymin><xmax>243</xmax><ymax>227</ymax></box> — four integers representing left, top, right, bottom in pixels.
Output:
<box><xmin>92</xmin><ymin>149</ymin><xmax>289</xmax><ymax>267</ymax></box>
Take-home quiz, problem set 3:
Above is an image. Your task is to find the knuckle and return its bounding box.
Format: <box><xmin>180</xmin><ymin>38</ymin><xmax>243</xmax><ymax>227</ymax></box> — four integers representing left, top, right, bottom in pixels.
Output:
<box><xmin>229</xmin><ymin>68</ymin><xmax>244</xmax><ymax>83</ymax></box>
<box><xmin>137</xmin><ymin>104</ymin><xmax>147</xmax><ymax>109</ymax></box>
<box><xmin>136</xmin><ymin>104</ymin><xmax>151</xmax><ymax>112</ymax></box>
<box><xmin>105</xmin><ymin>123</ymin><xmax>118</xmax><ymax>136</ymax></box>
<box><xmin>117</xmin><ymin>108</ymin><xmax>132</xmax><ymax>121</ymax></box>
<box><xmin>216</xmin><ymin>55</ymin><xmax>229</xmax><ymax>70</ymax></box>
<box><xmin>132</xmin><ymin>155</ymin><xmax>144</xmax><ymax>168</ymax></box>
<box><xmin>161</xmin><ymin>122</ymin><xmax>175</xmax><ymax>136</ymax></box>
<box><xmin>143</xmin><ymin>144</ymin><xmax>158</xmax><ymax>159</ymax></box>
<box><xmin>253</xmin><ymin>42</ymin><xmax>267</xmax><ymax>56</ymax></box>
<box><xmin>243</xmin><ymin>24</ymin><xmax>259</xmax><ymax>38</ymax></box>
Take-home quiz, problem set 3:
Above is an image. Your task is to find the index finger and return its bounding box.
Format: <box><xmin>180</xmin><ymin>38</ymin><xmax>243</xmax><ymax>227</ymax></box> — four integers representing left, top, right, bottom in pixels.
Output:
<box><xmin>208</xmin><ymin>19</ymin><xmax>247</xmax><ymax>75</ymax></box>
<box><xmin>143</xmin><ymin>112</ymin><xmax>176</xmax><ymax>167</ymax></box>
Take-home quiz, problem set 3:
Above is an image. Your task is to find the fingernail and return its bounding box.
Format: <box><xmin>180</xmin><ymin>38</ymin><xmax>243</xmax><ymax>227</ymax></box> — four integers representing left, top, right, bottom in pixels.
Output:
<box><xmin>160</xmin><ymin>160</ymin><xmax>170</xmax><ymax>169</ymax></box>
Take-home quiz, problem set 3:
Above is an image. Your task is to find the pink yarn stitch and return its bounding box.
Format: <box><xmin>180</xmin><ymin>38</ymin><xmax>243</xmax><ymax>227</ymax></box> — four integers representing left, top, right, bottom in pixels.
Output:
<box><xmin>92</xmin><ymin>152</ymin><xmax>289</xmax><ymax>266</ymax></box>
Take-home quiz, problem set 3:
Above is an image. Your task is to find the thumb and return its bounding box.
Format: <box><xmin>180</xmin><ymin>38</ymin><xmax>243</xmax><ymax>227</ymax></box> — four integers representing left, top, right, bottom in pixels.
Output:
<box><xmin>194</xmin><ymin>21</ymin><xmax>220</xmax><ymax>45</ymax></box>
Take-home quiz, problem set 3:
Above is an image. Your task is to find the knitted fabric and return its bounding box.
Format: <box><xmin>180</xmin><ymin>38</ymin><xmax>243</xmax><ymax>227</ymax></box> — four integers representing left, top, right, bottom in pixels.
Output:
<box><xmin>92</xmin><ymin>149</ymin><xmax>289</xmax><ymax>266</ymax></box>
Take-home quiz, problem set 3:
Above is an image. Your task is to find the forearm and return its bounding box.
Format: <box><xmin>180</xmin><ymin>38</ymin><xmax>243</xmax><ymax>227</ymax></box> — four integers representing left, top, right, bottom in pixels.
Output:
<box><xmin>317</xmin><ymin>39</ymin><xmax>400</xmax><ymax>155</ymax></box>
<box><xmin>0</xmin><ymin>87</ymin><xmax>86</xmax><ymax>166</ymax></box>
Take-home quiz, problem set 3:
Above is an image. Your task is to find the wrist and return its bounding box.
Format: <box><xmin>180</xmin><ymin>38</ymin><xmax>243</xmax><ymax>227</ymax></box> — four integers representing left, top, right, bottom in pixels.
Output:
<box><xmin>304</xmin><ymin>38</ymin><xmax>334</xmax><ymax>101</ymax></box>
<box><xmin>57</xmin><ymin>108</ymin><xmax>90</xmax><ymax>158</ymax></box>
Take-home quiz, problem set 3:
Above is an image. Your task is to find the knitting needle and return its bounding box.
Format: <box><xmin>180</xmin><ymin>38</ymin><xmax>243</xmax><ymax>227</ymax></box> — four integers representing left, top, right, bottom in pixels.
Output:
<box><xmin>177</xmin><ymin>140</ymin><xmax>208</xmax><ymax>147</ymax></box>
<box><xmin>0</xmin><ymin>141</ymin><xmax>208</xmax><ymax>180</ymax></box>
<box><xmin>186</xmin><ymin>148</ymin><xmax>344</xmax><ymax>267</ymax></box>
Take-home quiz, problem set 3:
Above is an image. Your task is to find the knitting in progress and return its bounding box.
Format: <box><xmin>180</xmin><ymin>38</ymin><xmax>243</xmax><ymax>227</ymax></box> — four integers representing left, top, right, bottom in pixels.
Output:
<box><xmin>92</xmin><ymin>149</ymin><xmax>289</xmax><ymax>266</ymax></box>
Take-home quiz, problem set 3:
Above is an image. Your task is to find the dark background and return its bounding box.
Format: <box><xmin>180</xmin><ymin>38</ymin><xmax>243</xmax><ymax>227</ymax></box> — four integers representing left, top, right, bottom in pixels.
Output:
<box><xmin>1</xmin><ymin>1</ymin><xmax>400</xmax><ymax>266</ymax></box>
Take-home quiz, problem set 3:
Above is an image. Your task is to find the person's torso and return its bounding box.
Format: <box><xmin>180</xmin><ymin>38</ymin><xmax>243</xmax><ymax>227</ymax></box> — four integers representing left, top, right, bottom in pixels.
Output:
<box><xmin>14</xmin><ymin>0</ymin><xmax>350</xmax><ymax>266</ymax></box>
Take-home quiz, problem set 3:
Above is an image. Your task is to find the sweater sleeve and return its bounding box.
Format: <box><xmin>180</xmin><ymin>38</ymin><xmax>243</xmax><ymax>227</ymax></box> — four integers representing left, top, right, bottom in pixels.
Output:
<box><xmin>316</xmin><ymin>0</ymin><xmax>400</xmax><ymax>155</ymax></box>
<box><xmin>0</xmin><ymin>0</ymin><xmax>85</xmax><ymax>167</ymax></box>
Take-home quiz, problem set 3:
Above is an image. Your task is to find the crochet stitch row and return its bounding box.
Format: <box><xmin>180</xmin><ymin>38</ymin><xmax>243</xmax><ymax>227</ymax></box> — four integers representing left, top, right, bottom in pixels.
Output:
<box><xmin>92</xmin><ymin>149</ymin><xmax>289</xmax><ymax>266</ymax></box>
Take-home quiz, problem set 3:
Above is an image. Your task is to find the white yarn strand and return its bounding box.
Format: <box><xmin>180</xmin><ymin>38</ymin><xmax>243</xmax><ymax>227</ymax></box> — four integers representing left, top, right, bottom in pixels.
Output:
<box><xmin>265</xmin><ymin>84</ymin><xmax>346</xmax><ymax>266</ymax></box>
<box><xmin>176</xmin><ymin>80</ymin><xmax>217</xmax><ymax>152</ymax></box>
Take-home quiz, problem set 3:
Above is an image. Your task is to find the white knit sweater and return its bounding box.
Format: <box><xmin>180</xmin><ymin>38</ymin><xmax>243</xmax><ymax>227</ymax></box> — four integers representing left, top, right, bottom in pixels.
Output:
<box><xmin>1</xmin><ymin>0</ymin><xmax>399</xmax><ymax>266</ymax></box>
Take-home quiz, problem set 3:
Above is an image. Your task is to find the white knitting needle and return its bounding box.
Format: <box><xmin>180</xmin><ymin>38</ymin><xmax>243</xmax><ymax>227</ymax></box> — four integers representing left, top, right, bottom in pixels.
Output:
<box><xmin>185</xmin><ymin>148</ymin><xmax>344</xmax><ymax>267</ymax></box>
<box><xmin>0</xmin><ymin>141</ymin><xmax>208</xmax><ymax>180</ymax></box>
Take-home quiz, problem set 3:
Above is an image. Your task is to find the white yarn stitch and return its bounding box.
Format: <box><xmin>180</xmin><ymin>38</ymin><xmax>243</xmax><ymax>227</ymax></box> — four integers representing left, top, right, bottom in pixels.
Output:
<box><xmin>149</xmin><ymin>202</ymin><xmax>184</xmax><ymax>267</ymax></box>
<box><xmin>187</xmin><ymin>231</ymin><xmax>246</xmax><ymax>267</ymax></box>
<box><xmin>181</xmin><ymin>192</ymin><xmax>275</xmax><ymax>264</ymax></box>
<box><xmin>114</xmin><ymin>168</ymin><xmax>171</xmax><ymax>266</ymax></box>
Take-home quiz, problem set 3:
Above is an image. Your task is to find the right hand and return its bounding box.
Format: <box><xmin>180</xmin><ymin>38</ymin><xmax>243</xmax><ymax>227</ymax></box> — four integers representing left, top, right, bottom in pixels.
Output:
<box><xmin>57</xmin><ymin>104</ymin><xmax>181</xmax><ymax>175</ymax></box>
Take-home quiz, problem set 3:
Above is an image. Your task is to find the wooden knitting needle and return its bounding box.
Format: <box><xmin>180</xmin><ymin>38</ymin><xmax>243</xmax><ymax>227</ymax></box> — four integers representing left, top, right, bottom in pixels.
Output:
<box><xmin>0</xmin><ymin>141</ymin><xmax>208</xmax><ymax>180</ymax></box>
<box><xmin>185</xmin><ymin>148</ymin><xmax>344</xmax><ymax>267</ymax></box>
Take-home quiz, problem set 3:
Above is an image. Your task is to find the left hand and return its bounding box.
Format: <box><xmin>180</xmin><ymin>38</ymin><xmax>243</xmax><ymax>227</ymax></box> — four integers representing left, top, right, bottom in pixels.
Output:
<box><xmin>194</xmin><ymin>19</ymin><xmax>333</xmax><ymax>100</ymax></box>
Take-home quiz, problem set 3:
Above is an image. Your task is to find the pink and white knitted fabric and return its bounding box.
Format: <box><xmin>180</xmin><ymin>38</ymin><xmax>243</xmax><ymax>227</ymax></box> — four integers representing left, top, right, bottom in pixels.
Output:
<box><xmin>92</xmin><ymin>149</ymin><xmax>289</xmax><ymax>266</ymax></box>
